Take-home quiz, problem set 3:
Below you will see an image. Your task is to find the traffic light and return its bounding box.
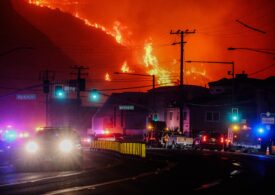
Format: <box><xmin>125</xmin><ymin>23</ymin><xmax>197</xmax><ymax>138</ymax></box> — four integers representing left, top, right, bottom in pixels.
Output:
<box><xmin>89</xmin><ymin>89</ymin><xmax>100</xmax><ymax>101</ymax></box>
<box><xmin>43</xmin><ymin>80</ymin><xmax>50</xmax><ymax>94</ymax></box>
<box><xmin>152</xmin><ymin>113</ymin><xmax>158</xmax><ymax>121</ymax></box>
<box><xmin>54</xmin><ymin>85</ymin><xmax>65</xmax><ymax>98</ymax></box>
<box><xmin>231</xmin><ymin>108</ymin><xmax>239</xmax><ymax>122</ymax></box>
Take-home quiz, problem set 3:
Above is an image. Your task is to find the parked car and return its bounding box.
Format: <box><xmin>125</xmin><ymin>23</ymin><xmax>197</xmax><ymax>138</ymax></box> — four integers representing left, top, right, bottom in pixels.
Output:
<box><xmin>12</xmin><ymin>127</ymin><xmax>83</xmax><ymax>171</ymax></box>
<box><xmin>193</xmin><ymin>132</ymin><xmax>229</xmax><ymax>151</ymax></box>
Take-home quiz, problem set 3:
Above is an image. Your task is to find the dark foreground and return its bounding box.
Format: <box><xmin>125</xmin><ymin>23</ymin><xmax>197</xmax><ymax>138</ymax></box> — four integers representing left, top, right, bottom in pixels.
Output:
<box><xmin>0</xmin><ymin>149</ymin><xmax>275</xmax><ymax>194</ymax></box>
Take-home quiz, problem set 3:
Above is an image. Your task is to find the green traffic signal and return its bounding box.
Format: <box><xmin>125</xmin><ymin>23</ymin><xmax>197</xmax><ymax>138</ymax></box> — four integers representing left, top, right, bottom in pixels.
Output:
<box><xmin>230</xmin><ymin>108</ymin><xmax>239</xmax><ymax>122</ymax></box>
<box><xmin>90</xmin><ymin>89</ymin><xmax>100</xmax><ymax>101</ymax></box>
<box><xmin>55</xmin><ymin>85</ymin><xmax>65</xmax><ymax>98</ymax></box>
<box><xmin>231</xmin><ymin>115</ymin><xmax>239</xmax><ymax>122</ymax></box>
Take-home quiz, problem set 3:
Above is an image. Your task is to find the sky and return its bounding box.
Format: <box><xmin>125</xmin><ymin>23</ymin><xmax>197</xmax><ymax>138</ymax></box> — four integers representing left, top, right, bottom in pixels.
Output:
<box><xmin>23</xmin><ymin>0</ymin><xmax>275</xmax><ymax>87</ymax></box>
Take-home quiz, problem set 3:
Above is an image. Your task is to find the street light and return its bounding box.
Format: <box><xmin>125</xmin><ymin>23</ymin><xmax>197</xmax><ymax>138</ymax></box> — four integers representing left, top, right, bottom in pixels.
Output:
<box><xmin>185</xmin><ymin>60</ymin><xmax>235</xmax><ymax>79</ymax></box>
<box><xmin>185</xmin><ymin>60</ymin><xmax>236</xmax><ymax>108</ymax></box>
<box><xmin>185</xmin><ymin>60</ymin><xmax>235</xmax><ymax>101</ymax></box>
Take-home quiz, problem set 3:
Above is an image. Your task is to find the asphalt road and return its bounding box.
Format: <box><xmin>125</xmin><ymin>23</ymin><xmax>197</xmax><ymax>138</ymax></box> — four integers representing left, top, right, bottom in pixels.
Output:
<box><xmin>1</xmin><ymin>149</ymin><xmax>275</xmax><ymax>194</ymax></box>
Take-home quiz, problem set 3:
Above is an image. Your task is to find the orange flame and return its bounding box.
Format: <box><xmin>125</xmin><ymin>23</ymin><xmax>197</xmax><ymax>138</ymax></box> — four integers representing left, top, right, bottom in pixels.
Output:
<box><xmin>185</xmin><ymin>67</ymin><xmax>211</xmax><ymax>86</ymax></box>
<box><xmin>143</xmin><ymin>42</ymin><xmax>172</xmax><ymax>86</ymax></box>
<box><xmin>28</xmin><ymin>0</ymin><xmax>128</xmax><ymax>45</ymax></box>
<box><xmin>121</xmin><ymin>61</ymin><xmax>133</xmax><ymax>73</ymax></box>
<box><xmin>105</xmin><ymin>73</ymin><xmax>111</xmax><ymax>81</ymax></box>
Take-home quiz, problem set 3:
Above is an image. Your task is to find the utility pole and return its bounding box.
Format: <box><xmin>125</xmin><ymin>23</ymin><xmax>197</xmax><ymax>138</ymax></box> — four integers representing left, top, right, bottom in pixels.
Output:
<box><xmin>70</xmin><ymin>65</ymin><xmax>89</xmax><ymax>103</ymax></box>
<box><xmin>170</xmin><ymin>29</ymin><xmax>195</xmax><ymax>135</ymax></box>
<box><xmin>40</xmin><ymin>70</ymin><xmax>55</xmax><ymax>127</ymax></box>
<box><xmin>170</xmin><ymin>29</ymin><xmax>196</xmax><ymax>86</ymax></box>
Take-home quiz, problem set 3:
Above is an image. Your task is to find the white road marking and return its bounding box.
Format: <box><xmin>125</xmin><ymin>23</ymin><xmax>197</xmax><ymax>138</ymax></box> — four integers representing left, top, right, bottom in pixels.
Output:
<box><xmin>232</xmin><ymin>162</ymin><xmax>241</xmax><ymax>167</ymax></box>
<box><xmin>195</xmin><ymin>179</ymin><xmax>221</xmax><ymax>191</ymax></box>
<box><xmin>44</xmin><ymin>162</ymin><xmax>176</xmax><ymax>195</ymax></box>
<box><xmin>44</xmin><ymin>171</ymin><xmax>156</xmax><ymax>195</ymax></box>
<box><xmin>230</xmin><ymin>170</ymin><xmax>241</xmax><ymax>176</ymax></box>
<box><xmin>0</xmin><ymin>171</ymin><xmax>84</xmax><ymax>188</ymax></box>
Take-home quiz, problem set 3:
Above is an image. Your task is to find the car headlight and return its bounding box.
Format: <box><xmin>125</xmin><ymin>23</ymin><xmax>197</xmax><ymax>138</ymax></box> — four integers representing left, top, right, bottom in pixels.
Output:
<box><xmin>59</xmin><ymin>139</ymin><xmax>73</xmax><ymax>153</ymax></box>
<box><xmin>25</xmin><ymin>141</ymin><xmax>39</xmax><ymax>154</ymax></box>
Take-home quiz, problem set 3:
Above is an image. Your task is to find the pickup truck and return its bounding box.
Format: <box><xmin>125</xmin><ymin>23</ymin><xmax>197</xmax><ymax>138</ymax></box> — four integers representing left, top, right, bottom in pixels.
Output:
<box><xmin>162</xmin><ymin>134</ymin><xmax>193</xmax><ymax>149</ymax></box>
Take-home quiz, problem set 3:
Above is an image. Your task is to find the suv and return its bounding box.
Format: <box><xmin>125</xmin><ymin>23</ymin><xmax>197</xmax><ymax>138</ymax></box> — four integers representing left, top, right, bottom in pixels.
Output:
<box><xmin>193</xmin><ymin>132</ymin><xmax>227</xmax><ymax>151</ymax></box>
<box><xmin>12</xmin><ymin>127</ymin><xmax>83</xmax><ymax>171</ymax></box>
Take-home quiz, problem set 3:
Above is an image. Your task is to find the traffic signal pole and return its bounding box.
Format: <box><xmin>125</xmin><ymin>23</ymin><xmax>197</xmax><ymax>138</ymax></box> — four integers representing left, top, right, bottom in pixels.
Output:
<box><xmin>40</xmin><ymin>70</ymin><xmax>55</xmax><ymax>127</ymax></box>
<box><xmin>70</xmin><ymin>65</ymin><xmax>89</xmax><ymax>103</ymax></box>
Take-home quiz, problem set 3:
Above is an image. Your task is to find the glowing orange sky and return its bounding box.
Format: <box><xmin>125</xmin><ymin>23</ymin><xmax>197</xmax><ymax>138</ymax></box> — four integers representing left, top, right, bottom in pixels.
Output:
<box><xmin>24</xmin><ymin>0</ymin><xmax>275</xmax><ymax>86</ymax></box>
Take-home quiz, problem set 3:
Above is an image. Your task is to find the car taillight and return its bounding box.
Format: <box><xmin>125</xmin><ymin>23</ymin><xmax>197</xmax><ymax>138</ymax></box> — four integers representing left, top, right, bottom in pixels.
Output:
<box><xmin>202</xmin><ymin>135</ymin><xmax>207</xmax><ymax>142</ymax></box>
<box><xmin>220</xmin><ymin>137</ymin><xmax>224</xmax><ymax>143</ymax></box>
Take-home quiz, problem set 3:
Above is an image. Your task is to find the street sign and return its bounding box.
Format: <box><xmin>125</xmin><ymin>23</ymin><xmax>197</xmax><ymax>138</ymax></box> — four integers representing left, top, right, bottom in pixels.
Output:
<box><xmin>119</xmin><ymin>105</ymin><xmax>134</xmax><ymax>110</ymax></box>
<box><xmin>261</xmin><ymin>112</ymin><xmax>275</xmax><ymax>124</ymax></box>
<box><xmin>16</xmin><ymin>94</ymin><xmax>36</xmax><ymax>100</ymax></box>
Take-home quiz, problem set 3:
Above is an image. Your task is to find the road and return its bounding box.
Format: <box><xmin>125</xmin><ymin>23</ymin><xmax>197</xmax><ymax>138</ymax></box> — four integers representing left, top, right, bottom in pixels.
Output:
<box><xmin>0</xmin><ymin>149</ymin><xmax>275</xmax><ymax>194</ymax></box>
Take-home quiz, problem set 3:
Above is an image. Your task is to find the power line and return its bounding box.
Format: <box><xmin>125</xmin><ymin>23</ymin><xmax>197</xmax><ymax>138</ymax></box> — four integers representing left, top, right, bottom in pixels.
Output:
<box><xmin>249</xmin><ymin>64</ymin><xmax>275</xmax><ymax>76</ymax></box>
<box><xmin>0</xmin><ymin>84</ymin><xmax>42</xmax><ymax>99</ymax></box>
<box><xmin>94</xmin><ymin>85</ymin><xmax>152</xmax><ymax>92</ymax></box>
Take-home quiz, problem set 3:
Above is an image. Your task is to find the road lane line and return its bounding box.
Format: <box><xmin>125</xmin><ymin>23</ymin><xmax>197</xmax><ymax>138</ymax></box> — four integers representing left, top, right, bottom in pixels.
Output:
<box><xmin>195</xmin><ymin>179</ymin><xmax>221</xmax><ymax>191</ymax></box>
<box><xmin>44</xmin><ymin>162</ymin><xmax>177</xmax><ymax>195</ymax></box>
<box><xmin>230</xmin><ymin>170</ymin><xmax>241</xmax><ymax>176</ymax></box>
<box><xmin>44</xmin><ymin>171</ymin><xmax>156</xmax><ymax>195</ymax></box>
<box><xmin>232</xmin><ymin>162</ymin><xmax>241</xmax><ymax>167</ymax></box>
<box><xmin>0</xmin><ymin>171</ymin><xmax>84</xmax><ymax>188</ymax></box>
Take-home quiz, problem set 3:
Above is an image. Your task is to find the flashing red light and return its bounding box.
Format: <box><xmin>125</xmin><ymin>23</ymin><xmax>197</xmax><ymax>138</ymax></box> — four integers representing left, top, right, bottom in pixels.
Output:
<box><xmin>202</xmin><ymin>135</ymin><xmax>207</xmax><ymax>142</ymax></box>
<box><xmin>220</xmin><ymin>137</ymin><xmax>224</xmax><ymax>143</ymax></box>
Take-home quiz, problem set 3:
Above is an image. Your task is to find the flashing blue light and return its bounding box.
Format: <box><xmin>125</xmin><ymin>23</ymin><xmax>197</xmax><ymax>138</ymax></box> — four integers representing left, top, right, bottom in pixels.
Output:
<box><xmin>258</xmin><ymin>128</ymin><xmax>264</xmax><ymax>134</ymax></box>
<box><xmin>3</xmin><ymin>130</ymin><xmax>17</xmax><ymax>142</ymax></box>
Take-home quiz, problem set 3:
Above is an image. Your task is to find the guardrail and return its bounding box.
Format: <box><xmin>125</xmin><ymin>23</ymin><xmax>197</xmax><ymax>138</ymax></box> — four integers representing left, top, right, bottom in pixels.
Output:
<box><xmin>91</xmin><ymin>140</ymin><xmax>146</xmax><ymax>158</ymax></box>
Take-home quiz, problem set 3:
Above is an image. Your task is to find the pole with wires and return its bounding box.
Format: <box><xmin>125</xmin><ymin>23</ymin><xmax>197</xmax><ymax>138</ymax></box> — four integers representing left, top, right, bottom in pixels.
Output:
<box><xmin>170</xmin><ymin>29</ymin><xmax>196</xmax><ymax>135</ymax></box>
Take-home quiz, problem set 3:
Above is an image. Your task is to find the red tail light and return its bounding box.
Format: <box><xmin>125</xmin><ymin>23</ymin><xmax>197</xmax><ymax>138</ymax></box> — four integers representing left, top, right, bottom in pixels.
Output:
<box><xmin>202</xmin><ymin>135</ymin><xmax>207</xmax><ymax>142</ymax></box>
<box><xmin>220</xmin><ymin>137</ymin><xmax>224</xmax><ymax>143</ymax></box>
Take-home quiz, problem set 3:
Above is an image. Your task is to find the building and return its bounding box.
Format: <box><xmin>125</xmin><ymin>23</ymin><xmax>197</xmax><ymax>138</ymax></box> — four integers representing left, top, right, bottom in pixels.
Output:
<box><xmin>91</xmin><ymin>74</ymin><xmax>275</xmax><ymax>147</ymax></box>
<box><xmin>92</xmin><ymin>92</ymin><xmax>149</xmax><ymax>136</ymax></box>
<box><xmin>148</xmin><ymin>85</ymin><xmax>209</xmax><ymax>136</ymax></box>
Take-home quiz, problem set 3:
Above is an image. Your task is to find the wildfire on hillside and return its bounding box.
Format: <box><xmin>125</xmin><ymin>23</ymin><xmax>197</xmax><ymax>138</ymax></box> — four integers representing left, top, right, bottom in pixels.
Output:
<box><xmin>27</xmin><ymin>0</ymin><xmax>218</xmax><ymax>88</ymax></box>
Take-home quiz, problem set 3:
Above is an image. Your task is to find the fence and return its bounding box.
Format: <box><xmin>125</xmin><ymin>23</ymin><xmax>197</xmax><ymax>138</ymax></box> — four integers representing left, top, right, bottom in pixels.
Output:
<box><xmin>91</xmin><ymin>140</ymin><xmax>146</xmax><ymax>158</ymax></box>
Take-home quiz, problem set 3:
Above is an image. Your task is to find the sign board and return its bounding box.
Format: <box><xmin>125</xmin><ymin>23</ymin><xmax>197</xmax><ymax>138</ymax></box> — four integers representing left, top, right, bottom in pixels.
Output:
<box><xmin>119</xmin><ymin>105</ymin><xmax>134</xmax><ymax>110</ymax></box>
<box><xmin>64</xmin><ymin>86</ymin><xmax>76</xmax><ymax>92</ymax></box>
<box><xmin>261</xmin><ymin>112</ymin><xmax>275</xmax><ymax>124</ymax></box>
<box><xmin>16</xmin><ymin>94</ymin><xmax>36</xmax><ymax>100</ymax></box>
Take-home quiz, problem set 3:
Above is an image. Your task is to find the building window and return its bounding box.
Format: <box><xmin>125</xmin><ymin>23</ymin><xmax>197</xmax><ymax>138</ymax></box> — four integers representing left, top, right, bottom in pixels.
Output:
<box><xmin>213</xmin><ymin>112</ymin><xmax>219</xmax><ymax>121</ymax></box>
<box><xmin>205</xmin><ymin>111</ymin><xmax>220</xmax><ymax>122</ymax></box>
<box><xmin>169</xmin><ymin>111</ymin><xmax>173</xmax><ymax>121</ymax></box>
